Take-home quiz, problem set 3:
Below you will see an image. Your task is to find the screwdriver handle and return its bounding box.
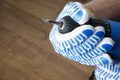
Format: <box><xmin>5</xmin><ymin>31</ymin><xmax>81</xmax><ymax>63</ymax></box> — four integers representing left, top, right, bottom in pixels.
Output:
<box><xmin>58</xmin><ymin>16</ymin><xmax>111</xmax><ymax>37</ymax></box>
<box><xmin>58</xmin><ymin>16</ymin><xmax>80</xmax><ymax>34</ymax></box>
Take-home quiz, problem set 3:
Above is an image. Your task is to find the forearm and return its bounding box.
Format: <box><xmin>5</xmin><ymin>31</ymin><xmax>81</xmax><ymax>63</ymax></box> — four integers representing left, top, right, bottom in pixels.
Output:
<box><xmin>84</xmin><ymin>0</ymin><xmax>120</xmax><ymax>22</ymax></box>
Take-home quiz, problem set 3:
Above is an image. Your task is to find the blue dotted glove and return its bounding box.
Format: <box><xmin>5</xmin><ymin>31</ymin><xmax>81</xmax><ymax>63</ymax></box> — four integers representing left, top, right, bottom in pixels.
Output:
<box><xmin>49</xmin><ymin>2</ymin><xmax>120</xmax><ymax>80</ymax></box>
<box><xmin>49</xmin><ymin>1</ymin><xmax>114</xmax><ymax>66</ymax></box>
<box><xmin>50</xmin><ymin>24</ymin><xmax>114</xmax><ymax>66</ymax></box>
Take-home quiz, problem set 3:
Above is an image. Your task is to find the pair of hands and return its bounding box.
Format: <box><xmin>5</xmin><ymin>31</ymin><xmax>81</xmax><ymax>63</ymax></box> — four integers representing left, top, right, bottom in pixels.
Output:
<box><xmin>49</xmin><ymin>1</ymin><xmax>114</xmax><ymax>67</ymax></box>
<box><xmin>49</xmin><ymin>2</ymin><xmax>120</xmax><ymax>80</ymax></box>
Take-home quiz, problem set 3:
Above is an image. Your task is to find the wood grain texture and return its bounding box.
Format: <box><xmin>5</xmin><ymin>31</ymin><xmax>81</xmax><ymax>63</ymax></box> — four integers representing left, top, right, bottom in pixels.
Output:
<box><xmin>0</xmin><ymin>0</ymin><xmax>95</xmax><ymax>80</ymax></box>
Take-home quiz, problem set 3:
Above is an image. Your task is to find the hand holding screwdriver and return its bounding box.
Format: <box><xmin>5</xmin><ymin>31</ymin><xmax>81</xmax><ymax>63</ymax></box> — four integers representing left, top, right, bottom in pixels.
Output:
<box><xmin>47</xmin><ymin>2</ymin><xmax>120</xmax><ymax>80</ymax></box>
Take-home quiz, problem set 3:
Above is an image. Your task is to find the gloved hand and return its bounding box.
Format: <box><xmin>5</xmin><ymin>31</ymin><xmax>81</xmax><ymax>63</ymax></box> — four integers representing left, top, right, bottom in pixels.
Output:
<box><xmin>49</xmin><ymin>1</ymin><xmax>114</xmax><ymax>66</ymax></box>
<box><xmin>49</xmin><ymin>2</ymin><xmax>120</xmax><ymax>80</ymax></box>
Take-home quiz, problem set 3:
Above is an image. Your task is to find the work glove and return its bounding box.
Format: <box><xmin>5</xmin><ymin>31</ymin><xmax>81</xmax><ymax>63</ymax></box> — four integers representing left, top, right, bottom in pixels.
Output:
<box><xmin>49</xmin><ymin>2</ymin><xmax>120</xmax><ymax>80</ymax></box>
<box><xmin>49</xmin><ymin>1</ymin><xmax>114</xmax><ymax>66</ymax></box>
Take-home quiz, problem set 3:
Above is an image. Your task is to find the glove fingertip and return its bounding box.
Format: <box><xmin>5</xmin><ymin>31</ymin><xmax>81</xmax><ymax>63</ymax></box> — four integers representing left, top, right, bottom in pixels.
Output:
<box><xmin>94</xmin><ymin>26</ymin><xmax>105</xmax><ymax>33</ymax></box>
<box><xmin>98</xmin><ymin>37</ymin><xmax>115</xmax><ymax>52</ymax></box>
<box><xmin>99</xmin><ymin>54</ymin><xmax>113</xmax><ymax>65</ymax></box>
<box><xmin>94</xmin><ymin>26</ymin><xmax>105</xmax><ymax>38</ymax></box>
<box><xmin>77</xmin><ymin>9</ymin><xmax>91</xmax><ymax>24</ymax></box>
<box><xmin>80</xmin><ymin>25</ymin><xmax>94</xmax><ymax>36</ymax></box>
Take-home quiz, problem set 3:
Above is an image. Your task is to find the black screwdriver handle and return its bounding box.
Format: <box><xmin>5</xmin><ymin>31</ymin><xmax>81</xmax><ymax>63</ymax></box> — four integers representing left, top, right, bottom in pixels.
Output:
<box><xmin>59</xmin><ymin>16</ymin><xmax>111</xmax><ymax>37</ymax></box>
<box><xmin>58</xmin><ymin>16</ymin><xmax>80</xmax><ymax>34</ymax></box>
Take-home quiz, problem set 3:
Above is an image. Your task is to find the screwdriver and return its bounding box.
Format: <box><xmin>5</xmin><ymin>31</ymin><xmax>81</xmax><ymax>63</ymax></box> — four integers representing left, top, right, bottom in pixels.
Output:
<box><xmin>43</xmin><ymin>16</ymin><xmax>80</xmax><ymax>34</ymax></box>
<box><xmin>43</xmin><ymin>18</ymin><xmax>62</xmax><ymax>25</ymax></box>
<box><xmin>43</xmin><ymin>16</ymin><xmax>111</xmax><ymax>37</ymax></box>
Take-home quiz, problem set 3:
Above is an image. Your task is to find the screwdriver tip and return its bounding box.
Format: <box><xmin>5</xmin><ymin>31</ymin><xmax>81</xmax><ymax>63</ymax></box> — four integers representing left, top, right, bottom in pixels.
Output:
<box><xmin>43</xmin><ymin>18</ymin><xmax>50</xmax><ymax>23</ymax></box>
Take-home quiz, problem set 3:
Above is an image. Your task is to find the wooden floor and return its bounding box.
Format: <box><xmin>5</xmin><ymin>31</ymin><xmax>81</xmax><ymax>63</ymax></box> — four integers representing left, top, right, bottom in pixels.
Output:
<box><xmin>0</xmin><ymin>0</ymin><xmax>95</xmax><ymax>80</ymax></box>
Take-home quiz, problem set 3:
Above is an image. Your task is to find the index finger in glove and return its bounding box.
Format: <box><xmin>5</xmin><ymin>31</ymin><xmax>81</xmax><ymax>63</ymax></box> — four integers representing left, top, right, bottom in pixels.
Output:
<box><xmin>56</xmin><ymin>2</ymin><xmax>90</xmax><ymax>24</ymax></box>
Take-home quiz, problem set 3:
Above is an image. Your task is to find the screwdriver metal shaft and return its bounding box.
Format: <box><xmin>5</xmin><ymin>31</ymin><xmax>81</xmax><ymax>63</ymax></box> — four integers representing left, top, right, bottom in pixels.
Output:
<box><xmin>43</xmin><ymin>19</ymin><xmax>62</xmax><ymax>25</ymax></box>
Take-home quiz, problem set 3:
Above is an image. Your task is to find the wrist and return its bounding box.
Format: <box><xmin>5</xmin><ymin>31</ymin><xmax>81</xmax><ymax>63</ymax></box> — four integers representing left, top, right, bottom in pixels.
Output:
<box><xmin>84</xmin><ymin>0</ymin><xmax>120</xmax><ymax>22</ymax></box>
